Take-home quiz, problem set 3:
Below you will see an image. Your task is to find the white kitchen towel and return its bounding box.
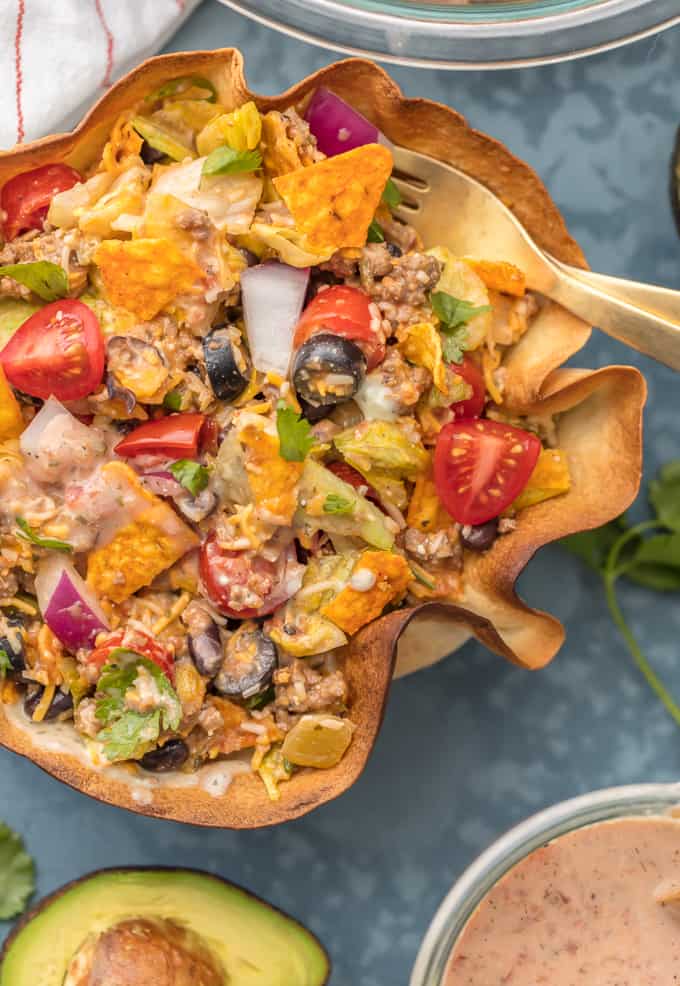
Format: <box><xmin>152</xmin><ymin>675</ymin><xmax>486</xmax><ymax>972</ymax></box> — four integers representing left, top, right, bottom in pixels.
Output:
<box><xmin>0</xmin><ymin>0</ymin><xmax>203</xmax><ymax>150</ymax></box>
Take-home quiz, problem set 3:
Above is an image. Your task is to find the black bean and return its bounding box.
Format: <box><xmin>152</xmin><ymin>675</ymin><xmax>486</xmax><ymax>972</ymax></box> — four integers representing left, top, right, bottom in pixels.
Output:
<box><xmin>140</xmin><ymin>738</ymin><xmax>189</xmax><ymax>773</ymax></box>
<box><xmin>460</xmin><ymin>519</ymin><xmax>499</xmax><ymax>553</ymax></box>
<box><xmin>188</xmin><ymin>622</ymin><xmax>223</xmax><ymax>678</ymax></box>
<box><xmin>24</xmin><ymin>686</ymin><xmax>73</xmax><ymax>721</ymax></box>
<box><xmin>386</xmin><ymin>242</ymin><xmax>403</xmax><ymax>258</ymax></box>
<box><xmin>140</xmin><ymin>140</ymin><xmax>166</xmax><ymax>165</ymax></box>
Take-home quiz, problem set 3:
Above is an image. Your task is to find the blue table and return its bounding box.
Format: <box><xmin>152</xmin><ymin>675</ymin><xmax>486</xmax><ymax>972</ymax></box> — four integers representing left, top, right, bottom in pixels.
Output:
<box><xmin>3</xmin><ymin>6</ymin><xmax>680</xmax><ymax>983</ymax></box>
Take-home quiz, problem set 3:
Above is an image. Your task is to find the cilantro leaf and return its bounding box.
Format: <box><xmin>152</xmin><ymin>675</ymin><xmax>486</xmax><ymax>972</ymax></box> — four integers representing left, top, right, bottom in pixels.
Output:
<box><xmin>0</xmin><ymin>262</ymin><xmax>68</xmax><ymax>302</ymax></box>
<box><xmin>163</xmin><ymin>389</ymin><xmax>182</xmax><ymax>411</ymax></box>
<box><xmin>202</xmin><ymin>146</ymin><xmax>262</xmax><ymax>176</ymax></box>
<box><xmin>441</xmin><ymin>327</ymin><xmax>469</xmax><ymax>364</ymax></box>
<box><xmin>95</xmin><ymin>653</ymin><xmax>181</xmax><ymax>761</ymax></box>
<box><xmin>0</xmin><ymin>821</ymin><xmax>35</xmax><ymax>919</ymax></box>
<box><xmin>381</xmin><ymin>178</ymin><xmax>402</xmax><ymax>208</ymax></box>
<box><xmin>624</xmin><ymin>533</ymin><xmax>680</xmax><ymax>591</ymax></box>
<box><xmin>276</xmin><ymin>402</ymin><xmax>314</xmax><ymax>462</ymax></box>
<box><xmin>169</xmin><ymin>459</ymin><xmax>209</xmax><ymax>496</ymax></box>
<box><xmin>324</xmin><ymin>493</ymin><xmax>355</xmax><ymax>515</ymax></box>
<box><xmin>15</xmin><ymin>517</ymin><xmax>73</xmax><ymax>553</ymax></box>
<box><xmin>367</xmin><ymin>219</ymin><xmax>385</xmax><ymax>243</ymax></box>
<box><xmin>649</xmin><ymin>460</ymin><xmax>680</xmax><ymax>533</ymax></box>
<box><xmin>99</xmin><ymin>709</ymin><xmax>162</xmax><ymax>762</ymax></box>
<box><xmin>561</xmin><ymin>519</ymin><xmax>627</xmax><ymax>574</ymax></box>
<box><xmin>430</xmin><ymin>291</ymin><xmax>491</xmax><ymax>365</ymax></box>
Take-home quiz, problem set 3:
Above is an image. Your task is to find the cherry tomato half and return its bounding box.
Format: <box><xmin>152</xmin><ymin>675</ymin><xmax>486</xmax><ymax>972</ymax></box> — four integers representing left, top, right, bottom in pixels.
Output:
<box><xmin>450</xmin><ymin>356</ymin><xmax>486</xmax><ymax>419</ymax></box>
<box><xmin>0</xmin><ymin>299</ymin><xmax>105</xmax><ymax>401</ymax></box>
<box><xmin>1</xmin><ymin>163</ymin><xmax>81</xmax><ymax>241</ymax></box>
<box><xmin>294</xmin><ymin>285</ymin><xmax>385</xmax><ymax>370</ymax></box>
<box><xmin>200</xmin><ymin>535</ymin><xmax>300</xmax><ymax>619</ymax></box>
<box><xmin>87</xmin><ymin>628</ymin><xmax>174</xmax><ymax>680</ymax></box>
<box><xmin>434</xmin><ymin>419</ymin><xmax>541</xmax><ymax>526</ymax></box>
<box><xmin>115</xmin><ymin>413</ymin><xmax>205</xmax><ymax>458</ymax></box>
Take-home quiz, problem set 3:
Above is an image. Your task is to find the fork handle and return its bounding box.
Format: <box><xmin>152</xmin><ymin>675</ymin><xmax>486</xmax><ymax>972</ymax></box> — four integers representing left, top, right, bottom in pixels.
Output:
<box><xmin>543</xmin><ymin>257</ymin><xmax>680</xmax><ymax>370</ymax></box>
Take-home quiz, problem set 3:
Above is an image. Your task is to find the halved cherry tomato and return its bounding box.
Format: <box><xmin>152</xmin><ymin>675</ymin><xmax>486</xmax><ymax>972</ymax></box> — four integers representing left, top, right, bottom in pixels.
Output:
<box><xmin>199</xmin><ymin>416</ymin><xmax>220</xmax><ymax>456</ymax></box>
<box><xmin>87</xmin><ymin>628</ymin><xmax>174</xmax><ymax>680</ymax></box>
<box><xmin>0</xmin><ymin>299</ymin><xmax>105</xmax><ymax>401</ymax></box>
<box><xmin>115</xmin><ymin>413</ymin><xmax>205</xmax><ymax>458</ymax></box>
<box><xmin>328</xmin><ymin>461</ymin><xmax>381</xmax><ymax>507</ymax></box>
<box><xmin>1</xmin><ymin>163</ymin><xmax>81</xmax><ymax>241</ymax></box>
<box><xmin>450</xmin><ymin>356</ymin><xmax>486</xmax><ymax>419</ymax></box>
<box><xmin>294</xmin><ymin>285</ymin><xmax>385</xmax><ymax>370</ymax></box>
<box><xmin>200</xmin><ymin>535</ymin><xmax>300</xmax><ymax>619</ymax></box>
<box><xmin>434</xmin><ymin>419</ymin><xmax>541</xmax><ymax>525</ymax></box>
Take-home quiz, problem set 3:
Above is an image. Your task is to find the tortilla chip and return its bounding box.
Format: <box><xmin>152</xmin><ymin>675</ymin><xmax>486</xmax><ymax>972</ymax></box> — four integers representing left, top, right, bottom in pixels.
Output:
<box><xmin>94</xmin><ymin>237</ymin><xmax>204</xmax><ymax>320</ymax></box>
<box><xmin>321</xmin><ymin>551</ymin><xmax>411</xmax><ymax>635</ymax></box>
<box><xmin>512</xmin><ymin>447</ymin><xmax>571</xmax><ymax>512</ymax></box>
<box><xmin>239</xmin><ymin>422</ymin><xmax>304</xmax><ymax>524</ymax></box>
<box><xmin>273</xmin><ymin>144</ymin><xmax>393</xmax><ymax>251</ymax></box>
<box><xmin>397</xmin><ymin>321</ymin><xmax>447</xmax><ymax>393</ymax></box>
<box><xmin>465</xmin><ymin>259</ymin><xmax>526</xmax><ymax>297</ymax></box>
<box><xmin>406</xmin><ymin>458</ymin><xmax>453</xmax><ymax>533</ymax></box>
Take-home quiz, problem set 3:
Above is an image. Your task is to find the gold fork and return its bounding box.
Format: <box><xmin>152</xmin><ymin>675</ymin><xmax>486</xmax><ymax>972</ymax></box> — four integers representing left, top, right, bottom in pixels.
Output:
<box><xmin>391</xmin><ymin>145</ymin><xmax>680</xmax><ymax>370</ymax></box>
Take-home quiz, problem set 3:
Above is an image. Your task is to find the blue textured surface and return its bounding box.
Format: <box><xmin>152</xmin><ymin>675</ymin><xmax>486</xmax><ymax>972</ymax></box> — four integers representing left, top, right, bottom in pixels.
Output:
<box><xmin>2</xmin><ymin>6</ymin><xmax>680</xmax><ymax>984</ymax></box>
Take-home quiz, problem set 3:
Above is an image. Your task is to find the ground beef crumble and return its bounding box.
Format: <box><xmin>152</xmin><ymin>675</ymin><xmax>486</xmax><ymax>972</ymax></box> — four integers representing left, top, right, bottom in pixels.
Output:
<box><xmin>402</xmin><ymin>526</ymin><xmax>463</xmax><ymax>565</ymax></box>
<box><xmin>360</xmin><ymin>249</ymin><xmax>441</xmax><ymax>329</ymax></box>
<box><xmin>273</xmin><ymin>659</ymin><xmax>348</xmax><ymax>728</ymax></box>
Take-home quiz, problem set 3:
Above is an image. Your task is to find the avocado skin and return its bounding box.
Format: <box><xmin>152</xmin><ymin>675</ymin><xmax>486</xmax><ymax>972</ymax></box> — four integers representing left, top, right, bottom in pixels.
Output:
<box><xmin>0</xmin><ymin>867</ymin><xmax>330</xmax><ymax>986</ymax></box>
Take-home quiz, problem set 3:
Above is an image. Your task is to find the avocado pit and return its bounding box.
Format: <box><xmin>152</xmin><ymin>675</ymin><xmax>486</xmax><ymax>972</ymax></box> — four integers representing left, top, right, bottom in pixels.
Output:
<box><xmin>64</xmin><ymin>917</ymin><xmax>225</xmax><ymax>986</ymax></box>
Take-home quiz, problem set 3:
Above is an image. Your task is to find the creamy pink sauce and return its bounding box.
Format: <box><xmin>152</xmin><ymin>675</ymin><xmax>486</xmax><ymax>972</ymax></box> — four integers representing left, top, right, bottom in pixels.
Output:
<box><xmin>445</xmin><ymin>816</ymin><xmax>680</xmax><ymax>986</ymax></box>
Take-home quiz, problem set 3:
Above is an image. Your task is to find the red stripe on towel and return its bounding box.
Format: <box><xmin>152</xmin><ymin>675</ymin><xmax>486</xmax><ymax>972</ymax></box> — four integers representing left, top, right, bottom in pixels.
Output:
<box><xmin>94</xmin><ymin>0</ymin><xmax>115</xmax><ymax>87</ymax></box>
<box><xmin>14</xmin><ymin>0</ymin><xmax>25</xmax><ymax>143</ymax></box>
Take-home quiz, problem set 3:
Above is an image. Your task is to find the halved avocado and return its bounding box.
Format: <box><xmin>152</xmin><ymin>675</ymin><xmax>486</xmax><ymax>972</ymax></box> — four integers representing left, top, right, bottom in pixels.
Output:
<box><xmin>0</xmin><ymin>868</ymin><xmax>330</xmax><ymax>986</ymax></box>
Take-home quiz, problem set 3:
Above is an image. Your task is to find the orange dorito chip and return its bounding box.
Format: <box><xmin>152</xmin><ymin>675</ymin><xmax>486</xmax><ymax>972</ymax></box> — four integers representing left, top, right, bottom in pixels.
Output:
<box><xmin>465</xmin><ymin>259</ymin><xmax>526</xmax><ymax>298</ymax></box>
<box><xmin>239</xmin><ymin>422</ymin><xmax>304</xmax><ymax>525</ymax></box>
<box><xmin>94</xmin><ymin>238</ymin><xmax>204</xmax><ymax>320</ymax></box>
<box><xmin>273</xmin><ymin>144</ymin><xmax>393</xmax><ymax>252</ymax></box>
<box><xmin>320</xmin><ymin>551</ymin><xmax>411</xmax><ymax>636</ymax></box>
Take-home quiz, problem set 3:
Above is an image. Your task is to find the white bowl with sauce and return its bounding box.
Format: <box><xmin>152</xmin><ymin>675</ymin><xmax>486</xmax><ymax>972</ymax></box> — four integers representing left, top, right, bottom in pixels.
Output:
<box><xmin>410</xmin><ymin>783</ymin><xmax>680</xmax><ymax>986</ymax></box>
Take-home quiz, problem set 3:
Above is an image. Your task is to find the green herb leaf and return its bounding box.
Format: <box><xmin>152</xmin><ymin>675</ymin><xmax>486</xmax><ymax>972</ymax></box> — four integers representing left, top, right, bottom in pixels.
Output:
<box><xmin>99</xmin><ymin>709</ymin><xmax>162</xmax><ymax>762</ymax></box>
<box><xmin>431</xmin><ymin>291</ymin><xmax>491</xmax><ymax>331</ymax></box>
<box><xmin>244</xmin><ymin>685</ymin><xmax>275</xmax><ymax>711</ymax></box>
<box><xmin>147</xmin><ymin>75</ymin><xmax>217</xmax><ymax>104</ymax></box>
<box><xmin>276</xmin><ymin>402</ymin><xmax>314</xmax><ymax>462</ymax></box>
<box><xmin>163</xmin><ymin>389</ymin><xmax>182</xmax><ymax>411</ymax></box>
<box><xmin>202</xmin><ymin>146</ymin><xmax>262</xmax><ymax>176</ymax></box>
<box><xmin>561</xmin><ymin>519</ymin><xmax>627</xmax><ymax>574</ymax></box>
<box><xmin>323</xmin><ymin>493</ymin><xmax>355</xmax><ymax>515</ymax></box>
<box><xmin>0</xmin><ymin>262</ymin><xmax>68</xmax><ymax>302</ymax></box>
<box><xmin>95</xmin><ymin>653</ymin><xmax>180</xmax><ymax>761</ymax></box>
<box><xmin>0</xmin><ymin>648</ymin><xmax>11</xmax><ymax>677</ymax></box>
<box><xmin>15</xmin><ymin>517</ymin><xmax>73</xmax><ymax>553</ymax></box>
<box><xmin>649</xmin><ymin>460</ymin><xmax>680</xmax><ymax>533</ymax></box>
<box><xmin>440</xmin><ymin>327</ymin><xmax>469</xmax><ymax>364</ymax></box>
<box><xmin>409</xmin><ymin>562</ymin><xmax>436</xmax><ymax>591</ymax></box>
<box><xmin>0</xmin><ymin>821</ymin><xmax>35</xmax><ymax>920</ymax></box>
<box><xmin>367</xmin><ymin>219</ymin><xmax>385</xmax><ymax>243</ymax></box>
<box><xmin>169</xmin><ymin>459</ymin><xmax>209</xmax><ymax>496</ymax></box>
<box><xmin>381</xmin><ymin>177</ymin><xmax>402</xmax><ymax>208</ymax></box>
<box><xmin>624</xmin><ymin>533</ymin><xmax>680</xmax><ymax>591</ymax></box>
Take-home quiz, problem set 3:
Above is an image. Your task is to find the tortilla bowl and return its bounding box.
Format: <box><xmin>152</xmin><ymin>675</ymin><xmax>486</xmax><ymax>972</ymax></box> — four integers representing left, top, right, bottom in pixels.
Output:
<box><xmin>0</xmin><ymin>50</ymin><xmax>645</xmax><ymax>826</ymax></box>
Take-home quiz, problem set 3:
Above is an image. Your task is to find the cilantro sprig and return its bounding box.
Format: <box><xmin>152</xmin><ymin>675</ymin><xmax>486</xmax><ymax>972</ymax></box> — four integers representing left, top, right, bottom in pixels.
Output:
<box><xmin>95</xmin><ymin>651</ymin><xmax>181</xmax><ymax>762</ymax></box>
<box><xmin>0</xmin><ymin>261</ymin><xmax>68</xmax><ymax>302</ymax></box>
<box><xmin>381</xmin><ymin>177</ymin><xmax>402</xmax><ymax>209</ymax></box>
<box><xmin>367</xmin><ymin>219</ymin><xmax>385</xmax><ymax>243</ymax></box>
<box><xmin>202</xmin><ymin>146</ymin><xmax>262</xmax><ymax>176</ymax></box>
<box><xmin>563</xmin><ymin>460</ymin><xmax>680</xmax><ymax>727</ymax></box>
<box><xmin>169</xmin><ymin>459</ymin><xmax>209</xmax><ymax>497</ymax></box>
<box><xmin>430</xmin><ymin>290</ymin><xmax>491</xmax><ymax>364</ymax></box>
<box><xmin>276</xmin><ymin>401</ymin><xmax>314</xmax><ymax>462</ymax></box>
<box><xmin>0</xmin><ymin>821</ymin><xmax>35</xmax><ymax>919</ymax></box>
<box><xmin>15</xmin><ymin>517</ymin><xmax>73</xmax><ymax>553</ymax></box>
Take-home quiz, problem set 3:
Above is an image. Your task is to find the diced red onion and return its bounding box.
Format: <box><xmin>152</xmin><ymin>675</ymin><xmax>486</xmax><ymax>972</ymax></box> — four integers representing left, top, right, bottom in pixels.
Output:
<box><xmin>241</xmin><ymin>262</ymin><xmax>310</xmax><ymax>378</ymax></box>
<box><xmin>305</xmin><ymin>87</ymin><xmax>388</xmax><ymax>157</ymax></box>
<box><xmin>141</xmin><ymin>470</ymin><xmax>183</xmax><ymax>497</ymax></box>
<box><xmin>35</xmin><ymin>556</ymin><xmax>109</xmax><ymax>652</ymax></box>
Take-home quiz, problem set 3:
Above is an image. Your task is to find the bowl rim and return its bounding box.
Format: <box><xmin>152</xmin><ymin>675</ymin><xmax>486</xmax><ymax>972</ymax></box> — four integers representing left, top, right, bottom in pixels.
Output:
<box><xmin>218</xmin><ymin>0</ymin><xmax>680</xmax><ymax>69</ymax></box>
<box><xmin>409</xmin><ymin>781</ymin><xmax>680</xmax><ymax>986</ymax></box>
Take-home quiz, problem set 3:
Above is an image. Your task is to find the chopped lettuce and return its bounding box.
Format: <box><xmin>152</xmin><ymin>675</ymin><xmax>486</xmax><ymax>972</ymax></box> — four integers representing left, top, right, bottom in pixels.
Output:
<box><xmin>0</xmin><ymin>298</ymin><xmax>40</xmax><ymax>348</ymax></box>
<box><xmin>334</xmin><ymin>421</ymin><xmax>429</xmax><ymax>479</ymax></box>
<box><xmin>295</xmin><ymin>458</ymin><xmax>394</xmax><ymax>550</ymax></box>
